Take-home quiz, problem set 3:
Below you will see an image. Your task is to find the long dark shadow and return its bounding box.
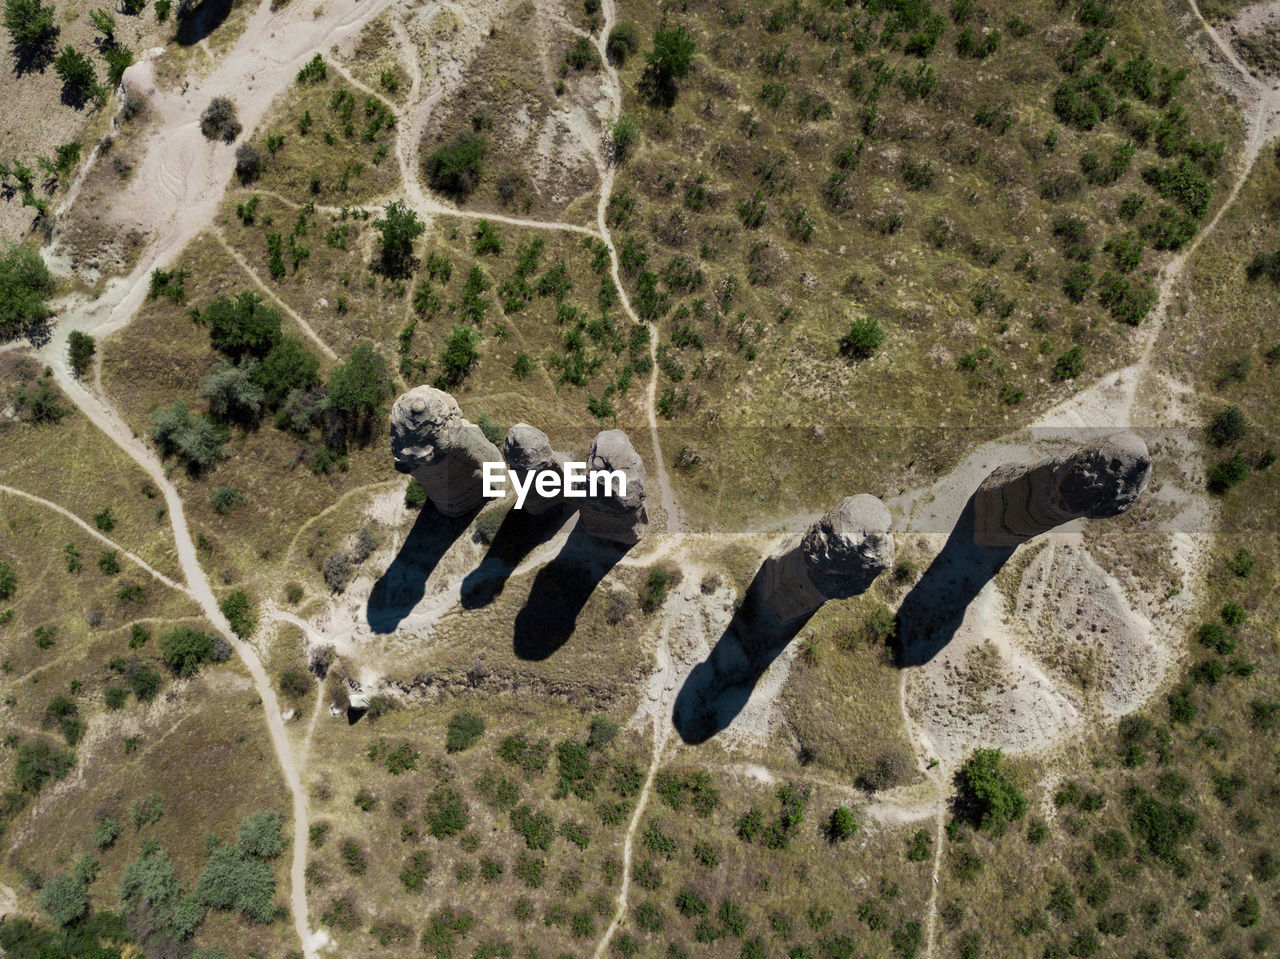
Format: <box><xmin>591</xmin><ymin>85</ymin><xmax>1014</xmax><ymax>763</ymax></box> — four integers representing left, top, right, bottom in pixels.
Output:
<box><xmin>175</xmin><ymin>0</ymin><xmax>235</xmax><ymax>45</ymax></box>
<box><xmin>672</xmin><ymin>567</ymin><xmax>810</xmax><ymax>745</ymax></box>
<box><xmin>460</xmin><ymin>505</ymin><xmax>573</xmax><ymax>610</ymax></box>
<box><xmin>511</xmin><ymin>523</ymin><xmax>627</xmax><ymax>661</ymax></box>
<box><xmin>894</xmin><ymin>496</ymin><xmax>1015</xmax><ymax>667</ymax></box>
<box><xmin>366</xmin><ymin>502</ymin><xmax>478</xmax><ymax>634</ymax></box>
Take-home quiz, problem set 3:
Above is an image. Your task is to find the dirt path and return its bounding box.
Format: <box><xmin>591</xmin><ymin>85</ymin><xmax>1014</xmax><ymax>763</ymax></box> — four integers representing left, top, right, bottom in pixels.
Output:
<box><xmin>0</xmin><ymin>484</ymin><xmax>192</xmax><ymax>596</ymax></box>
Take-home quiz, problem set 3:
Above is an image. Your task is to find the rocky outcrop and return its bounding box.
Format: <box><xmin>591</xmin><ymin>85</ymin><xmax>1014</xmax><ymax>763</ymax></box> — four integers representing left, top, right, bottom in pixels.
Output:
<box><xmin>760</xmin><ymin>494</ymin><xmax>895</xmax><ymax>622</ymax></box>
<box><xmin>391</xmin><ymin>386</ymin><xmax>500</xmax><ymax>516</ymax></box>
<box><xmin>577</xmin><ymin>429</ymin><xmax>648</xmax><ymax>546</ymax></box>
<box><xmin>972</xmin><ymin>432</ymin><xmax>1152</xmax><ymax>548</ymax></box>
<box><xmin>502</xmin><ymin>424</ymin><xmax>568</xmax><ymax>516</ymax></box>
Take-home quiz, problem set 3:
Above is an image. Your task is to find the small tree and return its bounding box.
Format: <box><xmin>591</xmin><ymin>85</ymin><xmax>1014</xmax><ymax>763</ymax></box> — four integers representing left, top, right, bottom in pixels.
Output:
<box><xmin>38</xmin><ymin>874</ymin><xmax>88</xmax><ymax>927</ymax></box>
<box><xmin>957</xmin><ymin>748</ymin><xmax>1027</xmax><ymax>833</ymax></box>
<box><xmin>327</xmin><ymin>344</ymin><xmax>392</xmax><ymax>435</ymax></box>
<box><xmin>200</xmin><ymin>96</ymin><xmax>241</xmax><ymax>142</ymax></box>
<box><xmin>4</xmin><ymin>0</ymin><xmax>56</xmax><ymax>46</ymax></box>
<box><xmin>375</xmin><ymin>201</ymin><xmax>425</xmax><ymax>277</ymax></box>
<box><xmin>255</xmin><ymin>336</ymin><xmax>318</xmax><ymax>407</ymax></box>
<box><xmin>840</xmin><ymin>316</ymin><xmax>884</xmax><ymax>359</ymax></box>
<box><xmin>54</xmin><ymin>46</ymin><xmax>97</xmax><ymax>98</ymax></box>
<box><xmin>437</xmin><ymin>324</ymin><xmax>481</xmax><ymax>386</ymax></box>
<box><xmin>642</xmin><ymin>24</ymin><xmax>695</xmax><ymax>105</ymax></box>
<box><xmin>606</xmin><ymin>21</ymin><xmax>639</xmax><ymax>64</ymax></box>
<box><xmin>827</xmin><ymin>806</ymin><xmax>858</xmax><ymax>842</ymax></box>
<box><xmin>1209</xmin><ymin>405</ymin><xmax>1248</xmax><ymax>446</ymax></box>
<box><xmin>446</xmin><ymin>711</ymin><xmax>485</xmax><ymax>752</ymax></box>
<box><xmin>424</xmin><ymin>133</ymin><xmax>486</xmax><ymax>197</ymax></box>
<box><xmin>205</xmin><ymin>291</ymin><xmax>282</xmax><ymax>357</ymax></box>
<box><xmin>200</xmin><ymin>357</ymin><xmax>264</xmax><ymax>424</ymax></box>
<box><xmin>0</xmin><ymin>241</ymin><xmax>53</xmax><ymax>339</ymax></box>
<box><xmin>235</xmin><ymin>143</ymin><xmax>262</xmax><ymax>184</ymax></box>
<box><xmin>160</xmin><ymin>625</ymin><xmax>216</xmax><ymax>675</ymax></box>
<box><xmin>220</xmin><ymin>589</ymin><xmax>255</xmax><ymax>638</ymax></box>
<box><xmin>608</xmin><ymin>114</ymin><xmax>639</xmax><ymax>162</ymax></box>
<box><xmin>68</xmin><ymin>330</ymin><xmax>95</xmax><ymax>377</ymax></box>
<box><xmin>238</xmin><ymin>809</ymin><xmax>283</xmax><ymax>858</ymax></box>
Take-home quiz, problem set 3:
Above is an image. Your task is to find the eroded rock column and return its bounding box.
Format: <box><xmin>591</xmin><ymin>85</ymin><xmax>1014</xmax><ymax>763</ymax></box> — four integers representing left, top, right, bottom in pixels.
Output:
<box><xmin>390</xmin><ymin>386</ymin><xmax>500</xmax><ymax>516</ymax></box>
<box><xmin>972</xmin><ymin>432</ymin><xmax>1152</xmax><ymax>548</ymax></box>
<box><xmin>760</xmin><ymin>494</ymin><xmax>895</xmax><ymax>622</ymax></box>
<box><xmin>577</xmin><ymin>429</ymin><xmax>648</xmax><ymax>546</ymax></box>
<box><xmin>503</xmin><ymin>424</ymin><xmax>569</xmax><ymax>516</ymax></box>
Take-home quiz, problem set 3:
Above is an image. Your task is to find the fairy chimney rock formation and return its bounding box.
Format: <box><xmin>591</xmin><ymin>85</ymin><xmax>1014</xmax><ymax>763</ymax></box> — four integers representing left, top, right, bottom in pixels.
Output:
<box><xmin>972</xmin><ymin>432</ymin><xmax>1152</xmax><ymax>548</ymax></box>
<box><xmin>503</xmin><ymin>424</ymin><xmax>569</xmax><ymax>516</ymax></box>
<box><xmin>577</xmin><ymin>429</ymin><xmax>648</xmax><ymax>546</ymax></box>
<box><xmin>391</xmin><ymin>386</ymin><xmax>500</xmax><ymax>516</ymax></box>
<box><xmin>761</xmin><ymin>494</ymin><xmax>895</xmax><ymax>623</ymax></box>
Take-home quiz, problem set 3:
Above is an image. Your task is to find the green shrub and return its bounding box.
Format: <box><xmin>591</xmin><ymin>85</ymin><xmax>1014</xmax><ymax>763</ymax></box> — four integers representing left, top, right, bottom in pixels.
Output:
<box><xmin>296</xmin><ymin>53</ymin><xmax>326</xmax><ymax>83</ymax></box>
<box><xmin>425</xmin><ymin>786</ymin><xmax>469</xmax><ymax>838</ymax></box>
<box><xmin>210</xmin><ymin>487</ymin><xmax>243</xmax><ymax>515</ymax></box>
<box><xmin>840</xmin><ymin>316</ymin><xmax>884</xmax><ymax>359</ymax></box>
<box><xmin>957</xmin><ymin>748</ymin><xmax>1027</xmax><ymax>832</ymax></box>
<box><xmin>906</xmin><ymin>829</ymin><xmax>932</xmax><ymax>861</ymax></box>
<box><xmin>195</xmin><ymin>843</ymin><xmax>276</xmax><ymax>921</ymax></box>
<box><xmin>0</xmin><ymin>242</ymin><xmax>52</xmax><ymax>339</ymax></box>
<box><xmin>425</xmin><ymin>134</ymin><xmax>486</xmax><ymax>197</ymax></box>
<box><xmin>1209</xmin><ymin>406</ymin><xmax>1248</xmax><ymax>446</ymax></box>
<box><xmin>446</xmin><ymin>711</ymin><xmax>485</xmax><ymax>753</ymax></box>
<box><xmin>15</xmin><ymin>739</ymin><xmax>73</xmax><ymax>792</ymax></box>
<box><xmin>159</xmin><ymin>626</ymin><xmax>216</xmax><ymax>675</ymax></box>
<box><xmin>37</xmin><ymin>874</ymin><xmax>87</xmax><ymax>927</ymax></box>
<box><xmin>828</xmin><ymin>806</ymin><xmax>858</xmax><ymax>842</ymax></box>
<box><xmin>375</xmin><ymin>201</ymin><xmax>425</xmax><ymax>277</ymax></box>
<box><xmin>400</xmin><ymin>850</ymin><xmax>431</xmax><ymax>891</ymax></box>
<box><xmin>0</xmin><ymin>560</ymin><xmax>14</xmax><ymax>600</ymax></box>
<box><xmin>206</xmin><ymin>291</ymin><xmax>282</xmax><ymax>358</ymax></box>
<box><xmin>67</xmin><ymin>331</ymin><xmax>96</xmax><ymax>378</ymax></box>
<box><xmin>200</xmin><ymin>96</ymin><xmax>241</xmax><ymax>141</ymax></box>
<box><xmin>4</xmin><ymin>0</ymin><xmax>56</xmax><ymax>46</ymax></box>
<box><xmin>53</xmin><ymin>46</ymin><xmax>96</xmax><ymax>96</ymax></box>
<box><xmin>606</xmin><ymin>20</ymin><xmax>638</xmax><ymax>63</ymax></box>
<box><xmin>1208</xmin><ymin>453</ymin><xmax>1250</xmax><ymax>492</ymax></box>
<box><xmin>438</xmin><ymin>324</ymin><xmax>482</xmax><ymax>386</ymax></box>
<box><xmin>238</xmin><ymin>810</ymin><xmax>283</xmax><ymax>858</ymax></box>
<box><xmin>220</xmin><ymin>590</ymin><xmax>255</xmax><ymax>638</ymax></box>
<box><xmin>93</xmin><ymin>816</ymin><xmax>121</xmax><ymax>848</ymax></box>
<box><xmin>1130</xmin><ymin>791</ymin><xmax>1197</xmax><ymax>861</ymax></box>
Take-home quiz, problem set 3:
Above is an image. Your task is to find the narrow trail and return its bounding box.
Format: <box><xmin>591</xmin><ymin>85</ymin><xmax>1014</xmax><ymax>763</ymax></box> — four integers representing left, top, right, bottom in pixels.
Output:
<box><xmin>0</xmin><ymin>484</ymin><xmax>192</xmax><ymax>597</ymax></box>
<box><xmin>922</xmin><ymin>805</ymin><xmax>947</xmax><ymax>959</ymax></box>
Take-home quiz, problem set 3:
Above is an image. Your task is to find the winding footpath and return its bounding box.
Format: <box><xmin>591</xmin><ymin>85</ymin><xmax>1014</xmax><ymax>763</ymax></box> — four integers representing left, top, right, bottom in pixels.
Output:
<box><xmin>10</xmin><ymin>0</ymin><xmax>1278</xmax><ymax>956</ymax></box>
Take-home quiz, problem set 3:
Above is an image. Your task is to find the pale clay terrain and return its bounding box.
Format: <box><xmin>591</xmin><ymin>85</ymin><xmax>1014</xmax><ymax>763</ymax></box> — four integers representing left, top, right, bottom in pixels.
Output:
<box><xmin>2</xmin><ymin>0</ymin><xmax>1280</xmax><ymax>956</ymax></box>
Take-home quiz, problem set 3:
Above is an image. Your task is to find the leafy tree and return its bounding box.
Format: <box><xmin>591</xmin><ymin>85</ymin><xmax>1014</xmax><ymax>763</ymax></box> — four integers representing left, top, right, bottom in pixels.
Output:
<box><xmin>205</xmin><ymin>291</ymin><xmax>282</xmax><ymax>357</ymax></box>
<box><xmin>219</xmin><ymin>589</ymin><xmax>254</xmax><ymax>638</ymax></box>
<box><xmin>152</xmin><ymin>401</ymin><xmax>228</xmax><ymax>472</ymax></box>
<box><xmin>200</xmin><ymin>96</ymin><xmax>241</xmax><ymax>142</ymax></box>
<box><xmin>210</xmin><ymin>487</ymin><xmax>242</xmax><ymax>515</ymax></box>
<box><xmin>606</xmin><ymin>21</ymin><xmax>638</xmax><ymax>63</ymax></box>
<box><xmin>37</xmin><ymin>874</ymin><xmax>87</xmax><ymax>927</ymax></box>
<box><xmin>375</xmin><ymin>201</ymin><xmax>424</xmax><ymax>277</ymax></box>
<box><xmin>3</xmin><ymin>0</ymin><xmax>55</xmax><ymax>46</ymax></box>
<box><xmin>93</xmin><ymin>816</ymin><xmax>121</xmax><ymax>848</ymax></box>
<box><xmin>1053</xmin><ymin>345</ymin><xmax>1085</xmax><ymax>380</ymax></box>
<box><xmin>0</xmin><ymin>241</ymin><xmax>53</xmax><ymax>339</ymax></box>
<box><xmin>238</xmin><ymin>810</ymin><xmax>283</xmax><ymax>858</ymax></box>
<box><xmin>1209</xmin><ymin>406</ymin><xmax>1248</xmax><ymax>446</ymax></box>
<box><xmin>159</xmin><ymin>625</ymin><xmax>216</xmax><ymax>676</ymax></box>
<box><xmin>438</xmin><ymin>324</ymin><xmax>481</xmax><ymax>386</ymax></box>
<box><xmin>255</xmin><ymin>336</ymin><xmax>318</xmax><ymax>408</ymax></box>
<box><xmin>200</xmin><ymin>357</ymin><xmax>264</xmax><ymax>424</ymax></box>
<box><xmin>326</xmin><ymin>344</ymin><xmax>392</xmax><ymax>430</ymax></box>
<box><xmin>53</xmin><ymin>46</ymin><xmax>97</xmax><ymax>97</ymax></box>
<box><xmin>14</xmin><ymin>739</ymin><xmax>74</xmax><ymax>792</ymax></box>
<box><xmin>194</xmin><ymin>843</ymin><xmax>275</xmax><ymax>922</ymax></box>
<box><xmin>608</xmin><ymin>114</ymin><xmax>639</xmax><ymax>162</ymax></box>
<box><xmin>425</xmin><ymin>133</ymin><xmax>485</xmax><ymax>197</ymax></box>
<box><xmin>67</xmin><ymin>330</ymin><xmax>95</xmax><ymax>377</ymax></box>
<box><xmin>642</xmin><ymin>24</ymin><xmax>695</xmax><ymax>105</ymax></box>
<box><xmin>957</xmin><ymin>748</ymin><xmax>1027</xmax><ymax>832</ymax></box>
<box><xmin>104</xmin><ymin>44</ymin><xmax>132</xmax><ymax>85</ymax></box>
<box><xmin>828</xmin><ymin>806</ymin><xmax>858</xmax><ymax>842</ymax></box>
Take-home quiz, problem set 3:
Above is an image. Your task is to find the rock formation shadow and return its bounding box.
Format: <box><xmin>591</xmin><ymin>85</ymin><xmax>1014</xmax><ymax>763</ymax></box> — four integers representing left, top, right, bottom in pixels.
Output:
<box><xmin>366</xmin><ymin>502</ymin><xmax>478</xmax><ymax>634</ymax></box>
<box><xmin>672</xmin><ymin>568</ymin><xmax>810</xmax><ymax>745</ymax></box>
<box><xmin>175</xmin><ymin>0</ymin><xmax>235</xmax><ymax>45</ymax></box>
<box><xmin>511</xmin><ymin>523</ymin><xmax>627</xmax><ymax>661</ymax></box>
<box><xmin>459</xmin><ymin>505</ymin><xmax>574</xmax><ymax>610</ymax></box>
<box><xmin>894</xmin><ymin>496</ymin><xmax>1016</xmax><ymax>667</ymax></box>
